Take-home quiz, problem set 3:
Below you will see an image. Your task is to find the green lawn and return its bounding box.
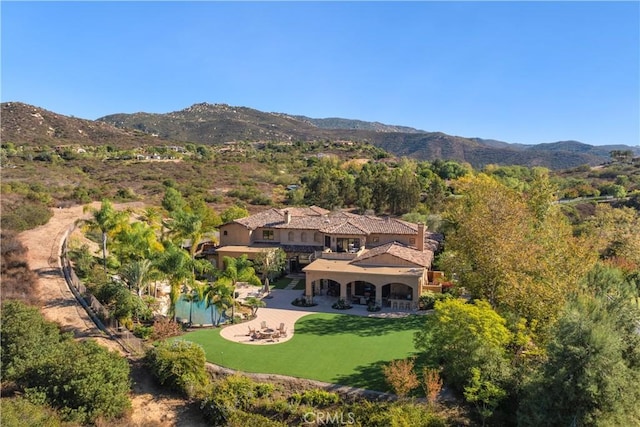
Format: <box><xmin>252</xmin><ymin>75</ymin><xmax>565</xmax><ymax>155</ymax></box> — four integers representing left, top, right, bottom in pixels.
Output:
<box><xmin>180</xmin><ymin>313</ymin><xmax>425</xmax><ymax>392</ymax></box>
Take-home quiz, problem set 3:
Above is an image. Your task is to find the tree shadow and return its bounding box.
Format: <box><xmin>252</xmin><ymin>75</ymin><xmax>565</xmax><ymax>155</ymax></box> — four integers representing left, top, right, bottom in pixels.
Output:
<box><xmin>35</xmin><ymin>267</ymin><xmax>63</xmax><ymax>278</ymax></box>
<box><xmin>295</xmin><ymin>313</ymin><xmax>426</xmax><ymax>338</ymax></box>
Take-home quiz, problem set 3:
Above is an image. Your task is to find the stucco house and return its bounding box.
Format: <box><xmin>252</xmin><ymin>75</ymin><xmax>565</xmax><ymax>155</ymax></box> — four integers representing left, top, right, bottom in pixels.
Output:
<box><xmin>216</xmin><ymin>207</ymin><xmax>444</xmax><ymax>309</ymax></box>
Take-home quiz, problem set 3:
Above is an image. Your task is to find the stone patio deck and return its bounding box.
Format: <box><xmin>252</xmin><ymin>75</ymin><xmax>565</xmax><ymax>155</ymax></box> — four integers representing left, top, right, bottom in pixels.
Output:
<box><xmin>219</xmin><ymin>286</ymin><xmax>425</xmax><ymax>345</ymax></box>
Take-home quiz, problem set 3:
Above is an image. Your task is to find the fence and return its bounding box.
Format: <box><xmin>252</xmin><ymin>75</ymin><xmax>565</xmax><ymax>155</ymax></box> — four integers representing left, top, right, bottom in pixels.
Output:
<box><xmin>60</xmin><ymin>225</ymin><xmax>147</xmax><ymax>356</ymax></box>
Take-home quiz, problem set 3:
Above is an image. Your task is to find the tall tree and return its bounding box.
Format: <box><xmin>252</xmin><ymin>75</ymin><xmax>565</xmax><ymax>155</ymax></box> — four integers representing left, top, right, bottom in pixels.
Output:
<box><xmin>82</xmin><ymin>199</ymin><xmax>128</xmax><ymax>270</ymax></box>
<box><xmin>218</xmin><ymin>255</ymin><xmax>261</xmax><ymax>323</ymax></box>
<box><xmin>518</xmin><ymin>288</ymin><xmax>640</xmax><ymax>426</ymax></box>
<box><xmin>204</xmin><ymin>281</ymin><xmax>234</xmax><ymax>326</ymax></box>
<box><xmin>440</xmin><ymin>174</ymin><xmax>596</xmax><ymax>334</ymax></box>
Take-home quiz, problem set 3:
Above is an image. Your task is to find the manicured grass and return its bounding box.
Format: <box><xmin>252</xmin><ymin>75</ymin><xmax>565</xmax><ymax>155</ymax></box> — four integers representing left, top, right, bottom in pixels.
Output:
<box><xmin>180</xmin><ymin>313</ymin><xmax>424</xmax><ymax>392</ymax></box>
<box><xmin>292</xmin><ymin>279</ymin><xmax>306</xmax><ymax>290</ymax></box>
<box><xmin>271</xmin><ymin>277</ymin><xmax>292</xmax><ymax>289</ymax></box>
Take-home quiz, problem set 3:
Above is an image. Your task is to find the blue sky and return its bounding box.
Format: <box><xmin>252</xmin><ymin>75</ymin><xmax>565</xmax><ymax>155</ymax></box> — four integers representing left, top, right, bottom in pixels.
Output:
<box><xmin>2</xmin><ymin>1</ymin><xmax>638</xmax><ymax>147</ymax></box>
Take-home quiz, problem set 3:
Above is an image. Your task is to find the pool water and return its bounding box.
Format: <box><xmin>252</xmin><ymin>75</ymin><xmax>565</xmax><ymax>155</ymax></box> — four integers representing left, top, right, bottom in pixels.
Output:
<box><xmin>174</xmin><ymin>296</ymin><xmax>224</xmax><ymax>325</ymax></box>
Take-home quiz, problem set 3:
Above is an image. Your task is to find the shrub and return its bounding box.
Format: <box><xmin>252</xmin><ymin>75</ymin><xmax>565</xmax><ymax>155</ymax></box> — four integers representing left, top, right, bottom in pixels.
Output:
<box><xmin>291</xmin><ymin>297</ymin><xmax>317</xmax><ymax>307</ymax></box>
<box><xmin>331</xmin><ymin>298</ymin><xmax>352</xmax><ymax>310</ymax></box>
<box><xmin>145</xmin><ymin>340</ymin><xmax>209</xmax><ymax>399</ymax></box>
<box><xmin>382</xmin><ymin>358</ymin><xmax>419</xmax><ymax>397</ymax></box>
<box><xmin>1</xmin><ymin>301</ymin><xmax>131</xmax><ymax>424</ymax></box>
<box><xmin>289</xmin><ymin>389</ymin><xmax>340</xmax><ymax>407</ymax></box>
<box><xmin>150</xmin><ymin>317</ymin><xmax>184</xmax><ymax>340</ymax></box>
<box><xmin>133</xmin><ymin>324</ymin><xmax>153</xmax><ymax>340</ymax></box>
<box><xmin>1</xmin><ymin>200</ymin><xmax>52</xmax><ymax>232</ymax></box>
<box><xmin>0</xmin><ymin>397</ymin><xmax>65</xmax><ymax>427</ymax></box>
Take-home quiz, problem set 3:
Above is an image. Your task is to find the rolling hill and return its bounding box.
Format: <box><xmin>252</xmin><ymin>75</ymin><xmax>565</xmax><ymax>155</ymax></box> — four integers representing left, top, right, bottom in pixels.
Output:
<box><xmin>2</xmin><ymin>101</ymin><xmax>638</xmax><ymax>169</ymax></box>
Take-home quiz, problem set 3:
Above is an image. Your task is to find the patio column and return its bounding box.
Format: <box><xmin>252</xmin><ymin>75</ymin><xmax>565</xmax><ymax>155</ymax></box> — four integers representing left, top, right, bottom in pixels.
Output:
<box><xmin>412</xmin><ymin>280</ymin><xmax>420</xmax><ymax>310</ymax></box>
<box><xmin>340</xmin><ymin>282</ymin><xmax>347</xmax><ymax>301</ymax></box>
<box><xmin>374</xmin><ymin>284</ymin><xmax>383</xmax><ymax>307</ymax></box>
<box><xmin>305</xmin><ymin>273</ymin><xmax>314</xmax><ymax>304</ymax></box>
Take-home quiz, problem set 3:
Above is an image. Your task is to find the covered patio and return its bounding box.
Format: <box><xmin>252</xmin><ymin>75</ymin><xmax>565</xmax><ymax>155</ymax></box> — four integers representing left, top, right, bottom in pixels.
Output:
<box><xmin>302</xmin><ymin>258</ymin><xmax>427</xmax><ymax>310</ymax></box>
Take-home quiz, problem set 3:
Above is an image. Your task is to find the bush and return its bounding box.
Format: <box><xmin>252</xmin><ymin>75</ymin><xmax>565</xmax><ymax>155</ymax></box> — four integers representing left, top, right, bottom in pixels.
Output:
<box><xmin>133</xmin><ymin>324</ymin><xmax>153</xmax><ymax>340</ymax></box>
<box><xmin>0</xmin><ymin>397</ymin><xmax>65</xmax><ymax>427</ymax></box>
<box><xmin>145</xmin><ymin>340</ymin><xmax>209</xmax><ymax>399</ymax></box>
<box><xmin>331</xmin><ymin>299</ymin><xmax>352</xmax><ymax>310</ymax></box>
<box><xmin>1</xmin><ymin>200</ymin><xmax>52</xmax><ymax>232</ymax></box>
<box><xmin>150</xmin><ymin>317</ymin><xmax>184</xmax><ymax>340</ymax></box>
<box><xmin>289</xmin><ymin>389</ymin><xmax>340</xmax><ymax>407</ymax></box>
<box><xmin>1</xmin><ymin>301</ymin><xmax>131</xmax><ymax>424</ymax></box>
<box><xmin>291</xmin><ymin>297</ymin><xmax>317</xmax><ymax>307</ymax></box>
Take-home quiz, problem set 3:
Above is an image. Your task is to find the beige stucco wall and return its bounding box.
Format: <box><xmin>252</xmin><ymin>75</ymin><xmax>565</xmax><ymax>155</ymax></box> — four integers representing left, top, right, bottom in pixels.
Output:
<box><xmin>279</xmin><ymin>229</ymin><xmax>324</xmax><ymax>246</ymax></box>
<box><xmin>367</xmin><ymin>234</ymin><xmax>416</xmax><ymax>248</ymax></box>
<box><xmin>254</xmin><ymin>227</ymin><xmax>281</xmax><ymax>243</ymax></box>
<box><xmin>219</xmin><ymin>223</ymin><xmax>251</xmax><ymax>246</ymax></box>
<box><xmin>353</xmin><ymin>253</ymin><xmax>421</xmax><ymax>267</ymax></box>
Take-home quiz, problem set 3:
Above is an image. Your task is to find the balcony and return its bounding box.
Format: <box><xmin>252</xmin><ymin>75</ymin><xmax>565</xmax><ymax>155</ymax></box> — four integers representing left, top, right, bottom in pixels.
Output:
<box><xmin>310</xmin><ymin>246</ymin><xmax>365</xmax><ymax>261</ymax></box>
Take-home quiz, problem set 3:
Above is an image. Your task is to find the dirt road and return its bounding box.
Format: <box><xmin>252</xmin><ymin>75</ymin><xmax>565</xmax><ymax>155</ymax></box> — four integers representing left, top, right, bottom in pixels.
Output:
<box><xmin>17</xmin><ymin>203</ymin><xmax>206</xmax><ymax>426</ymax></box>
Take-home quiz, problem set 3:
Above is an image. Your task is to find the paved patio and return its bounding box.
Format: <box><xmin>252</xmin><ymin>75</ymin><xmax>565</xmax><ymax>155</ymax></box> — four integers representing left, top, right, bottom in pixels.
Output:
<box><xmin>219</xmin><ymin>285</ymin><xmax>426</xmax><ymax>345</ymax></box>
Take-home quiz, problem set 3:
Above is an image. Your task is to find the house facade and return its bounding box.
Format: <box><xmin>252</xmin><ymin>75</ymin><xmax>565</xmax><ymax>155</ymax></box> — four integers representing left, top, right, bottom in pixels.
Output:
<box><xmin>216</xmin><ymin>207</ymin><xmax>444</xmax><ymax>308</ymax></box>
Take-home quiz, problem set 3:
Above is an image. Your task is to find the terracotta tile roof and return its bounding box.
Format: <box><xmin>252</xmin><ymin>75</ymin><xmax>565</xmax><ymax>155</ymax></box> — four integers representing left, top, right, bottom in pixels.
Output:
<box><xmin>234</xmin><ymin>209</ymin><xmax>285</xmax><ymax>229</ymax></box>
<box><xmin>352</xmin><ymin>242</ymin><xmax>434</xmax><ymax>268</ymax></box>
<box><xmin>232</xmin><ymin>207</ymin><xmax>428</xmax><ymax>238</ymax></box>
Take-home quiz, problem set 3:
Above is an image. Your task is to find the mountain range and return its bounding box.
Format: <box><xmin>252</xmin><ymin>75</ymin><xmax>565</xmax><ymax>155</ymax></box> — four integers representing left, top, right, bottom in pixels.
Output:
<box><xmin>2</xmin><ymin>101</ymin><xmax>638</xmax><ymax>169</ymax></box>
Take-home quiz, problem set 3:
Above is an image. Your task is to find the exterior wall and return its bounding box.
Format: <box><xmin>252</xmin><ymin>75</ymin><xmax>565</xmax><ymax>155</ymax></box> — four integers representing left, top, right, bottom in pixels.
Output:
<box><xmin>253</xmin><ymin>227</ymin><xmax>281</xmax><ymax>244</ymax></box>
<box><xmin>219</xmin><ymin>223</ymin><xmax>251</xmax><ymax>246</ymax></box>
<box><xmin>279</xmin><ymin>229</ymin><xmax>324</xmax><ymax>246</ymax></box>
<box><xmin>367</xmin><ymin>233</ymin><xmax>417</xmax><ymax>248</ymax></box>
<box><xmin>326</xmin><ymin>235</ymin><xmax>365</xmax><ymax>252</ymax></box>
<box><xmin>354</xmin><ymin>253</ymin><xmax>421</xmax><ymax>267</ymax></box>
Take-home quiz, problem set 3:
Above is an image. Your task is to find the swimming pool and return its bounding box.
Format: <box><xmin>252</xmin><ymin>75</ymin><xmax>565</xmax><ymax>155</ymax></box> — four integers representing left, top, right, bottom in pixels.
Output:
<box><xmin>174</xmin><ymin>296</ymin><xmax>224</xmax><ymax>326</ymax></box>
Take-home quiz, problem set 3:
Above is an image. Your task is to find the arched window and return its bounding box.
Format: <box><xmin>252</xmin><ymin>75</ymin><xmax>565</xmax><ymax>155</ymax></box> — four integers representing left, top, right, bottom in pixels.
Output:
<box><xmin>288</xmin><ymin>231</ymin><xmax>294</xmax><ymax>241</ymax></box>
<box><xmin>314</xmin><ymin>232</ymin><xmax>321</xmax><ymax>242</ymax></box>
<box><xmin>301</xmin><ymin>232</ymin><xmax>307</xmax><ymax>242</ymax></box>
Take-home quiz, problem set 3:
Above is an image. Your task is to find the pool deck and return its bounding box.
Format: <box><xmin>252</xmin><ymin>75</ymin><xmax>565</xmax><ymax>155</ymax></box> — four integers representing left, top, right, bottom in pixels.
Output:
<box><xmin>219</xmin><ymin>285</ymin><xmax>425</xmax><ymax>345</ymax></box>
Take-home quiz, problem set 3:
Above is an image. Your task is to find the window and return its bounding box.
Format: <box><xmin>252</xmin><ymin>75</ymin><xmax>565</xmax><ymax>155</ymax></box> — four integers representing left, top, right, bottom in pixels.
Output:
<box><xmin>409</xmin><ymin>238</ymin><xmax>416</xmax><ymax>245</ymax></box>
<box><xmin>262</xmin><ymin>230</ymin><xmax>274</xmax><ymax>240</ymax></box>
<box><xmin>314</xmin><ymin>232</ymin><xmax>321</xmax><ymax>243</ymax></box>
<box><xmin>288</xmin><ymin>231</ymin><xmax>294</xmax><ymax>241</ymax></box>
<box><xmin>223</xmin><ymin>230</ymin><xmax>228</xmax><ymax>236</ymax></box>
<box><xmin>301</xmin><ymin>232</ymin><xmax>307</xmax><ymax>242</ymax></box>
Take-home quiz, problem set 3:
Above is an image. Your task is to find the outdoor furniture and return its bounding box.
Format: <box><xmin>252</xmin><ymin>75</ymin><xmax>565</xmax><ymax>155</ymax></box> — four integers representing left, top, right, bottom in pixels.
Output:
<box><xmin>260</xmin><ymin>321</ymin><xmax>268</xmax><ymax>330</ymax></box>
<box><xmin>247</xmin><ymin>325</ymin><xmax>256</xmax><ymax>336</ymax></box>
<box><xmin>277</xmin><ymin>323</ymin><xmax>287</xmax><ymax>337</ymax></box>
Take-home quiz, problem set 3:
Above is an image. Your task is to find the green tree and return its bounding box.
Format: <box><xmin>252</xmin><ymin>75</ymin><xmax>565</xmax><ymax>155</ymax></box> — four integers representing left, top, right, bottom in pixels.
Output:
<box><xmin>221</xmin><ymin>205</ymin><xmax>249</xmax><ymax>224</ymax></box>
<box><xmin>414</xmin><ymin>299</ymin><xmax>512</xmax><ymax>416</ymax></box>
<box><xmin>82</xmin><ymin>199</ymin><xmax>128</xmax><ymax>270</ymax></box>
<box><xmin>119</xmin><ymin>258</ymin><xmax>157</xmax><ymax>298</ymax></box>
<box><xmin>253</xmin><ymin>248</ymin><xmax>287</xmax><ymax>284</ymax></box>
<box><xmin>518</xmin><ymin>291</ymin><xmax>640</xmax><ymax>426</ymax></box>
<box><xmin>204</xmin><ymin>280</ymin><xmax>234</xmax><ymax>326</ymax></box>
<box><xmin>243</xmin><ymin>296</ymin><xmax>266</xmax><ymax>318</ymax></box>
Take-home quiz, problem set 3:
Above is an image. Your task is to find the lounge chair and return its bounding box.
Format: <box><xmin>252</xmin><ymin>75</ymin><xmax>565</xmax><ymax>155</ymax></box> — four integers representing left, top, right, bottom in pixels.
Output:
<box><xmin>278</xmin><ymin>326</ymin><xmax>287</xmax><ymax>337</ymax></box>
<box><xmin>260</xmin><ymin>320</ymin><xmax>268</xmax><ymax>330</ymax></box>
<box><xmin>247</xmin><ymin>325</ymin><xmax>256</xmax><ymax>336</ymax></box>
<box><xmin>278</xmin><ymin>322</ymin><xmax>285</xmax><ymax>332</ymax></box>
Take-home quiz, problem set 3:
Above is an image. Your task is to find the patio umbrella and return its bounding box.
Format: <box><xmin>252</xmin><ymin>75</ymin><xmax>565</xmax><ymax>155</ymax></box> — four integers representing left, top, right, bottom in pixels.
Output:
<box><xmin>263</xmin><ymin>278</ymin><xmax>270</xmax><ymax>295</ymax></box>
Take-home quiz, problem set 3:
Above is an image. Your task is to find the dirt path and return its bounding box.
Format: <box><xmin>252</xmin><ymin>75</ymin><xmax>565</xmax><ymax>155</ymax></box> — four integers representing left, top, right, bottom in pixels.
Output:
<box><xmin>17</xmin><ymin>203</ymin><xmax>206</xmax><ymax>427</ymax></box>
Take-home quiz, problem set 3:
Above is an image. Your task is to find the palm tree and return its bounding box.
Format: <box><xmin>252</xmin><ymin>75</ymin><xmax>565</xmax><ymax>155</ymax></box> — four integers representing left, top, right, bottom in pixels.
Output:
<box><xmin>243</xmin><ymin>296</ymin><xmax>266</xmax><ymax>318</ymax></box>
<box><xmin>166</xmin><ymin>210</ymin><xmax>204</xmax><ymax>261</ymax></box>
<box><xmin>82</xmin><ymin>199</ymin><xmax>129</xmax><ymax>270</ymax></box>
<box><xmin>119</xmin><ymin>259</ymin><xmax>155</xmax><ymax>298</ymax></box>
<box><xmin>204</xmin><ymin>281</ymin><xmax>234</xmax><ymax>326</ymax></box>
<box><xmin>218</xmin><ymin>255</ymin><xmax>261</xmax><ymax>323</ymax></box>
<box><xmin>157</xmin><ymin>242</ymin><xmax>194</xmax><ymax>321</ymax></box>
<box><xmin>183</xmin><ymin>281</ymin><xmax>206</xmax><ymax>325</ymax></box>
<box><xmin>113</xmin><ymin>221</ymin><xmax>164</xmax><ymax>264</ymax></box>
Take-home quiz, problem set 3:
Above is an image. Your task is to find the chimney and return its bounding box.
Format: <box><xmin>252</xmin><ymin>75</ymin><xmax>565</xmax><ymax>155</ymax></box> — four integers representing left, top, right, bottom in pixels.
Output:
<box><xmin>417</xmin><ymin>223</ymin><xmax>425</xmax><ymax>252</ymax></box>
<box><xmin>285</xmin><ymin>210</ymin><xmax>291</xmax><ymax>224</ymax></box>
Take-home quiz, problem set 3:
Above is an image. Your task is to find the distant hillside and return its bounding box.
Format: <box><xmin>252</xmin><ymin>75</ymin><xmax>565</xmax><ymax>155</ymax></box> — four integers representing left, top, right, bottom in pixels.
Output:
<box><xmin>292</xmin><ymin>115</ymin><xmax>424</xmax><ymax>133</ymax></box>
<box><xmin>1</xmin><ymin>102</ymin><xmax>168</xmax><ymax>149</ymax></box>
<box><xmin>4</xmin><ymin>101</ymin><xmax>637</xmax><ymax>170</ymax></box>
